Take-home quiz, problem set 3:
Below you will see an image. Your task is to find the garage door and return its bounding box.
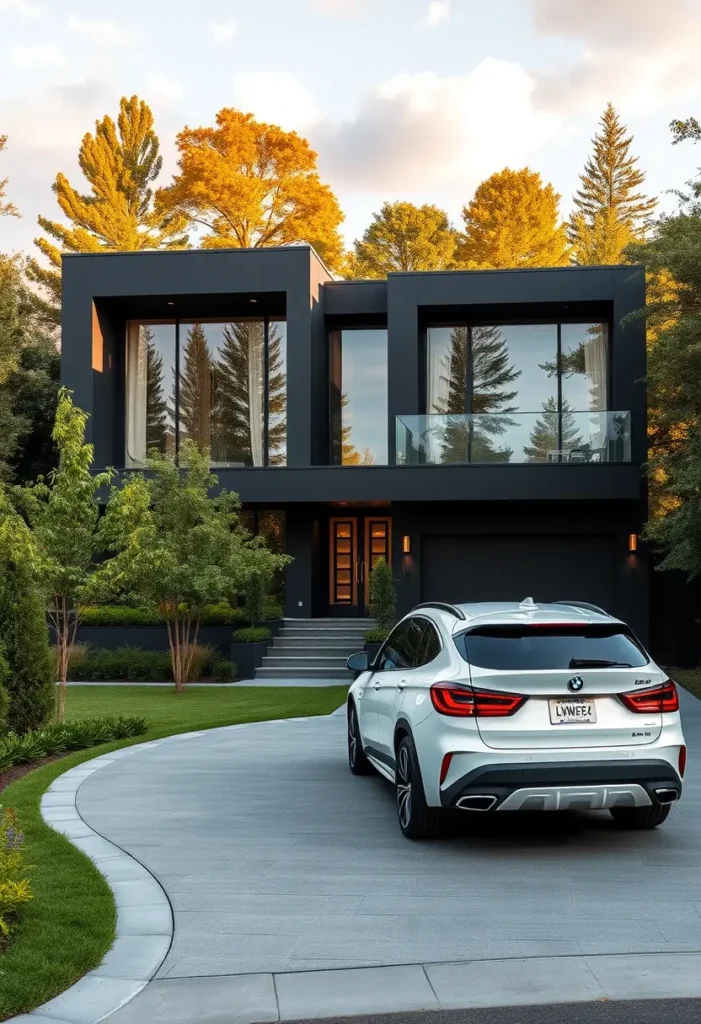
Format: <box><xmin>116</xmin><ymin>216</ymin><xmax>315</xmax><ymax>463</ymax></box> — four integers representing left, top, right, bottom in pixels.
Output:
<box><xmin>421</xmin><ymin>535</ymin><xmax>615</xmax><ymax>612</ymax></box>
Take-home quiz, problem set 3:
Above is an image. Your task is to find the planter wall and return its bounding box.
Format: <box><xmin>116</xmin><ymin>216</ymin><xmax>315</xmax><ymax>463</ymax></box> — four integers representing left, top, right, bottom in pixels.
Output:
<box><xmin>50</xmin><ymin>619</ymin><xmax>283</xmax><ymax>655</ymax></box>
<box><xmin>230</xmin><ymin>640</ymin><xmax>272</xmax><ymax>681</ymax></box>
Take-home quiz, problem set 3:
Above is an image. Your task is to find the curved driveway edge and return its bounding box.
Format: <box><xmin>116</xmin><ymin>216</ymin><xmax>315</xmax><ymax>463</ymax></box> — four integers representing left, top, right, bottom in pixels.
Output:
<box><xmin>9</xmin><ymin>740</ymin><xmax>175</xmax><ymax>1024</ymax></box>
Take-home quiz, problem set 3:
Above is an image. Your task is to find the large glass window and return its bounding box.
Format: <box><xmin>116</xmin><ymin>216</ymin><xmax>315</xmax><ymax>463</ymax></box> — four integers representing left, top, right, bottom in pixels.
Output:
<box><xmin>126</xmin><ymin>322</ymin><xmax>176</xmax><ymax>466</ymax></box>
<box><xmin>329</xmin><ymin>329</ymin><xmax>388</xmax><ymax>465</ymax></box>
<box><xmin>126</xmin><ymin>318</ymin><xmax>286</xmax><ymax>467</ymax></box>
<box><xmin>425</xmin><ymin>322</ymin><xmax>609</xmax><ymax>463</ymax></box>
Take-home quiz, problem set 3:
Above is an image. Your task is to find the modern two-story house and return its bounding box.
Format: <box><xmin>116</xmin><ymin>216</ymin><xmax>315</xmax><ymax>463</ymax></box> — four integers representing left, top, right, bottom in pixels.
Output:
<box><xmin>61</xmin><ymin>245</ymin><xmax>648</xmax><ymax>641</ymax></box>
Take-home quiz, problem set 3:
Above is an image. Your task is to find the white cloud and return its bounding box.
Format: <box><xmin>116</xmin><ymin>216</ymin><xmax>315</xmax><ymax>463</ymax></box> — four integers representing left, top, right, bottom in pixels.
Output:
<box><xmin>210</xmin><ymin>20</ymin><xmax>236</xmax><ymax>42</ymax></box>
<box><xmin>147</xmin><ymin>74</ymin><xmax>185</xmax><ymax>101</ymax></box>
<box><xmin>529</xmin><ymin>0</ymin><xmax>701</xmax><ymax>116</ymax></box>
<box><xmin>11</xmin><ymin>43</ymin><xmax>62</xmax><ymax>66</ymax></box>
<box><xmin>313</xmin><ymin>60</ymin><xmax>559</xmax><ymax>192</ymax></box>
<box><xmin>67</xmin><ymin>15</ymin><xmax>136</xmax><ymax>45</ymax></box>
<box><xmin>233</xmin><ymin>72</ymin><xmax>320</xmax><ymax>131</ymax></box>
<box><xmin>422</xmin><ymin>0</ymin><xmax>450</xmax><ymax>28</ymax></box>
<box><xmin>0</xmin><ymin>0</ymin><xmax>40</xmax><ymax>17</ymax></box>
<box><xmin>309</xmin><ymin>0</ymin><xmax>363</xmax><ymax>14</ymax></box>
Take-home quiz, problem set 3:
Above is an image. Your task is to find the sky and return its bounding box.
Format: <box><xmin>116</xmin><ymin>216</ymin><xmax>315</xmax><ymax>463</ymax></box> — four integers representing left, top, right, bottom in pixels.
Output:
<box><xmin>2</xmin><ymin>0</ymin><xmax>701</xmax><ymax>259</ymax></box>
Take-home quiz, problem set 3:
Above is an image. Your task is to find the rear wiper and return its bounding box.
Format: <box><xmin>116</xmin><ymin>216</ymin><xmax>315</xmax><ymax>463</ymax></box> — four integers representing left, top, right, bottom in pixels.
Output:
<box><xmin>569</xmin><ymin>658</ymin><xmax>632</xmax><ymax>668</ymax></box>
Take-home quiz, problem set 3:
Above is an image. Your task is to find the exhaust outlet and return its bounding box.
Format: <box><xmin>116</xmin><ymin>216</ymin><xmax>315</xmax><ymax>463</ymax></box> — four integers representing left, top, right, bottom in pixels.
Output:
<box><xmin>456</xmin><ymin>795</ymin><xmax>497</xmax><ymax>812</ymax></box>
<box><xmin>654</xmin><ymin>788</ymin><xmax>678</xmax><ymax>805</ymax></box>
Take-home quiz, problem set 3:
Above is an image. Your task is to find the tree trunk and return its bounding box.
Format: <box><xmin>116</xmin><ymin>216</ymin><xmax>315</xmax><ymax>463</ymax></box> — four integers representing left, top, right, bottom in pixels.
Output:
<box><xmin>55</xmin><ymin>595</ymin><xmax>69</xmax><ymax>723</ymax></box>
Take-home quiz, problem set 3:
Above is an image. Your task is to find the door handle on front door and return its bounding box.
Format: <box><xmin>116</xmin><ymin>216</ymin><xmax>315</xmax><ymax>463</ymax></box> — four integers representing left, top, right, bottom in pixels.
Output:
<box><xmin>397</xmin><ymin>679</ymin><xmax>407</xmax><ymax>691</ymax></box>
<box><xmin>373</xmin><ymin>680</ymin><xmax>381</xmax><ymax>690</ymax></box>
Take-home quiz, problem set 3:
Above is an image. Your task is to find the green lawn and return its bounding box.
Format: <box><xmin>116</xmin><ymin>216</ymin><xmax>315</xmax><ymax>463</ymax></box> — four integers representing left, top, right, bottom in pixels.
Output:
<box><xmin>0</xmin><ymin>685</ymin><xmax>348</xmax><ymax>1022</ymax></box>
<box><xmin>672</xmin><ymin>668</ymin><xmax>701</xmax><ymax>701</ymax></box>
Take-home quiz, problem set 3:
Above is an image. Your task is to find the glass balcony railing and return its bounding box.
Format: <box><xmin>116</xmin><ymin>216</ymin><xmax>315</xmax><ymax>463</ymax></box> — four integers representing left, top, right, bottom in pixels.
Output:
<box><xmin>395</xmin><ymin>411</ymin><xmax>632</xmax><ymax>466</ymax></box>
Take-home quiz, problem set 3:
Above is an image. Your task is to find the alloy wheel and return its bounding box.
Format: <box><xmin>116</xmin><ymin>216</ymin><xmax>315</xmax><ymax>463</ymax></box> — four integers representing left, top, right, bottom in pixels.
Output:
<box><xmin>396</xmin><ymin>743</ymin><xmax>412</xmax><ymax>829</ymax></box>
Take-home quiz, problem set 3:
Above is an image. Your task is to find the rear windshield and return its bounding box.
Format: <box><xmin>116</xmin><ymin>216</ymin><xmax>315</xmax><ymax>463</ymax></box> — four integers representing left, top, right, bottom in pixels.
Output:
<box><xmin>455</xmin><ymin>625</ymin><xmax>649</xmax><ymax>670</ymax></box>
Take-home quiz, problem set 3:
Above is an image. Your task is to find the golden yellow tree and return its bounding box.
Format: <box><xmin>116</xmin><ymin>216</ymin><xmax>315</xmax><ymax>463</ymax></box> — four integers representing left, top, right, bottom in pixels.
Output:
<box><xmin>569</xmin><ymin>104</ymin><xmax>657</xmax><ymax>265</ymax></box>
<box><xmin>0</xmin><ymin>135</ymin><xmax>19</xmax><ymax>219</ymax></box>
<box><xmin>27</xmin><ymin>96</ymin><xmax>188</xmax><ymax>325</ymax></box>
<box><xmin>459</xmin><ymin>167</ymin><xmax>569</xmax><ymax>269</ymax></box>
<box><xmin>156</xmin><ymin>109</ymin><xmax>344</xmax><ymax>270</ymax></box>
<box><xmin>346</xmin><ymin>201</ymin><xmax>459</xmax><ymax>278</ymax></box>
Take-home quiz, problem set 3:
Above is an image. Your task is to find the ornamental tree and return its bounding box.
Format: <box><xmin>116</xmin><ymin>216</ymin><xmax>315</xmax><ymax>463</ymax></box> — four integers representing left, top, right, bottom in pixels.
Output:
<box><xmin>18</xmin><ymin>389</ymin><xmax>111</xmax><ymax>721</ymax></box>
<box><xmin>91</xmin><ymin>441</ymin><xmax>291</xmax><ymax>692</ymax></box>
<box><xmin>369</xmin><ymin>558</ymin><xmax>396</xmax><ymax>633</ymax></box>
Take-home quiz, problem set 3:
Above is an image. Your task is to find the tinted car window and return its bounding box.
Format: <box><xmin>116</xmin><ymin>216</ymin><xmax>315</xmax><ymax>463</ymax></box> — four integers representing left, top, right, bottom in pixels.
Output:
<box><xmin>380</xmin><ymin>619</ymin><xmax>427</xmax><ymax>670</ymax></box>
<box><xmin>455</xmin><ymin>625</ymin><xmax>648</xmax><ymax>670</ymax></box>
<box><xmin>418</xmin><ymin>622</ymin><xmax>441</xmax><ymax>666</ymax></box>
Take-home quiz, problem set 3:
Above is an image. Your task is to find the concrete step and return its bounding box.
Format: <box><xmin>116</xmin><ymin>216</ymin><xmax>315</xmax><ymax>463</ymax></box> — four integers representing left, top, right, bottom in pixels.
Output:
<box><xmin>272</xmin><ymin>644</ymin><xmax>364</xmax><ymax>654</ymax></box>
<box><xmin>279</xmin><ymin>635</ymin><xmax>366</xmax><ymax>645</ymax></box>
<box><xmin>255</xmin><ymin>667</ymin><xmax>351</xmax><ymax>680</ymax></box>
<box><xmin>262</xmin><ymin>657</ymin><xmax>349</xmax><ymax>670</ymax></box>
<box><xmin>279</xmin><ymin>627</ymin><xmax>369</xmax><ymax>637</ymax></box>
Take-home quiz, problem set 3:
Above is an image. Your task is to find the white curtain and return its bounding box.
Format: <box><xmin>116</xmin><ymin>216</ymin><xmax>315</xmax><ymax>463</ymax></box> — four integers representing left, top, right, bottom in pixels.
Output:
<box><xmin>125</xmin><ymin>322</ymin><xmax>147</xmax><ymax>466</ymax></box>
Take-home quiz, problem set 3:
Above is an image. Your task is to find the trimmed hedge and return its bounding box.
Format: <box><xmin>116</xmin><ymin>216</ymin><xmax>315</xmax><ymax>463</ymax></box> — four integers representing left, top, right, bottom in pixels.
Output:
<box><xmin>65</xmin><ymin>645</ymin><xmax>235</xmax><ymax>683</ymax></box>
<box><xmin>364</xmin><ymin>627</ymin><xmax>390</xmax><ymax>644</ymax></box>
<box><xmin>0</xmin><ymin>717</ymin><xmax>147</xmax><ymax>772</ymax></box>
<box><xmin>78</xmin><ymin>602</ymin><xmax>283</xmax><ymax>627</ymax></box>
<box><xmin>231</xmin><ymin>627</ymin><xmax>272</xmax><ymax>644</ymax></box>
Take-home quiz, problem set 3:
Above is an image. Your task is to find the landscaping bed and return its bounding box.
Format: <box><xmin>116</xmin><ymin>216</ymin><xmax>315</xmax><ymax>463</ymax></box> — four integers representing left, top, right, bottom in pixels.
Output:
<box><xmin>0</xmin><ymin>685</ymin><xmax>347</xmax><ymax>1022</ymax></box>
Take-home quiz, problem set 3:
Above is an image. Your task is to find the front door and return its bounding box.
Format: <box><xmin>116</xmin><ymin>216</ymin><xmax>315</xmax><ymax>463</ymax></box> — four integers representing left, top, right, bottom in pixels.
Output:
<box><xmin>328</xmin><ymin>515</ymin><xmax>391</xmax><ymax>616</ymax></box>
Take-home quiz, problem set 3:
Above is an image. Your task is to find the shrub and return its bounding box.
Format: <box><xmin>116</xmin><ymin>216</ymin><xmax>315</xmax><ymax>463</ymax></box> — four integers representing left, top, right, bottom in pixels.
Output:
<box><xmin>364</xmin><ymin>627</ymin><xmax>390</xmax><ymax>644</ymax></box>
<box><xmin>0</xmin><ymin>716</ymin><xmax>147</xmax><ymax>773</ymax></box>
<box><xmin>232</xmin><ymin>627</ymin><xmax>272</xmax><ymax>644</ymax></box>
<box><xmin>210</xmin><ymin>656</ymin><xmax>236</xmax><ymax>681</ymax></box>
<box><xmin>243</xmin><ymin>573</ymin><xmax>268</xmax><ymax>626</ymax></box>
<box><xmin>368</xmin><ymin>559</ymin><xmax>396</xmax><ymax>632</ymax></box>
<box><xmin>63</xmin><ymin>644</ymin><xmax>234</xmax><ymax>682</ymax></box>
<box><xmin>0</xmin><ymin>807</ymin><xmax>32</xmax><ymax>937</ymax></box>
<box><xmin>0</xmin><ymin>552</ymin><xmax>54</xmax><ymax>735</ymax></box>
<box><xmin>77</xmin><ymin>602</ymin><xmax>282</xmax><ymax>627</ymax></box>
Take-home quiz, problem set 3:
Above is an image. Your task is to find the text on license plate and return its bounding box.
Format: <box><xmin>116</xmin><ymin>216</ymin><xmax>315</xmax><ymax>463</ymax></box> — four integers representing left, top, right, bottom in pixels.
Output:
<box><xmin>549</xmin><ymin>699</ymin><xmax>597</xmax><ymax>725</ymax></box>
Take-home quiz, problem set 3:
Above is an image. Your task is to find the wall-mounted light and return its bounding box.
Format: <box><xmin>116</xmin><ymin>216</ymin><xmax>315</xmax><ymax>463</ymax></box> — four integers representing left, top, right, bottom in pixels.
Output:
<box><xmin>402</xmin><ymin>535</ymin><xmax>411</xmax><ymax>555</ymax></box>
<box><xmin>249</xmin><ymin>298</ymin><xmax>258</xmax><ymax>304</ymax></box>
<box><xmin>166</xmin><ymin>301</ymin><xmax>175</xmax><ymax>307</ymax></box>
<box><xmin>628</xmin><ymin>533</ymin><xmax>638</xmax><ymax>553</ymax></box>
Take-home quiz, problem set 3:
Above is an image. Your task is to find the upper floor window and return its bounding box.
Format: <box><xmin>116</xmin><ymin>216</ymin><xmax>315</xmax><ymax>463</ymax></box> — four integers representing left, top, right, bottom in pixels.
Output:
<box><xmin>126</xmin><ymin>318</ymin><xmax>286</xmax><ymax>468</ymax></box>
<box><xmin>329</xmin><ymin>328</ymin><xmax>388</xmax><ymax>465</ymax></box>
<box><xmin>425</xmin><ymin>322</ymin><xmax>608</xmax><ymax>463</ymax></box>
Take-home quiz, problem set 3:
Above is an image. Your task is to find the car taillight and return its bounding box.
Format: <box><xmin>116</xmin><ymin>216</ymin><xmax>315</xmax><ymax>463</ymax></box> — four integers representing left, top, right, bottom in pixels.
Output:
<box><xmin>430</xmin><ymin>682</ymin><xmax>526</xmax><ymax>718</ymax></box>
<box><xmin>679</xmin><ymin>745</ymin><xmax>687</xmax><ymax>778</ymax></box>
<box><xmin>439</xmin><ymin>753</ymin><xmax>453</xmax><ymax>785</ymax></box>
<box><xmin>619</xmin><ymin>680</ymin><xmax>679</xmax><ymax>714</ymax></box>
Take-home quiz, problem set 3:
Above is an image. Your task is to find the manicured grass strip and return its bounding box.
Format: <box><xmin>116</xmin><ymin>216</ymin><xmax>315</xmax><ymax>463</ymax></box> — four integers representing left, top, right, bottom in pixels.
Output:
<box><xmin>672</xmin><ymin>668</ymin><xmax>701</xmax><ymax>701</ymax></box>
<box><xmin>0</xmin><ymin>686</ymin><xmax>347</xmax><ymax>1022</ymax></box>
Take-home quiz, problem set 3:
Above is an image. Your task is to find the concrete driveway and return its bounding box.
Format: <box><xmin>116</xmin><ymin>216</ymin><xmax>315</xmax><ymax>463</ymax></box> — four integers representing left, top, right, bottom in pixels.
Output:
<box><xmin>73</xmin><ymin>690</ymin><xmax>701</xmax><ymax>1021</ymax></box>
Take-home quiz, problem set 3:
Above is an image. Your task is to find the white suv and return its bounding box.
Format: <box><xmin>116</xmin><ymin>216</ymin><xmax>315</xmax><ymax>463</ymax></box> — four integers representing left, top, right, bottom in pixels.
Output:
<box><xmin>346</xmin><ymin>599</ymin><xmax>686</xmax><ymax>840</ymax></box>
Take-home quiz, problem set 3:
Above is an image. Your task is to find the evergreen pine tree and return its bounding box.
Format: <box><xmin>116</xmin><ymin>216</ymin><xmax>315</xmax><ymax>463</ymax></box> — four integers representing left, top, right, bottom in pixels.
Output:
<box><xmin>265</xmin><ymin>323</ymin><xmax>286</xmax><ymax>465</ymax></box>
<box><xmin>27</xmin><ymin>96</ymin><xmax>189</xmax><ymax>326</ymax></box>
<box><xmin>569</xmin><ymin>103</ymin><xmax>657</xmax><ymax>264</ymax></box>
<box><xmin>523</xmin><ymin>397</ymin><xmax>582</xmax><ymax>463</ymax></box>
<box><xmin>179</xmin><ymin>324</ymin><xmax>213</xmax><ymax>455</ymax></box>
<box><xmin>213</xmin><ymin>322</ymin><xmax>265</xmax><ymax>465</ymax></box>
<box><xmin>0</xmin><ymin>134</ymin><xmax>19</xmax><ymax>218</ymax></box>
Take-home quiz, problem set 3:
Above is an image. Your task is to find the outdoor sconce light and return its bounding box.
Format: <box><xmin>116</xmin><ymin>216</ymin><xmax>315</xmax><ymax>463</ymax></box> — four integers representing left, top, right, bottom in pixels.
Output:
<box><xmin>402</xmin><ymin>535</ymin><xmax>411</xmax><ymax>555</ymax></box>
<box><xmin>628</xmin><ymin>533</ymin><xmax>638</xmax><ymax>553</ymax></box>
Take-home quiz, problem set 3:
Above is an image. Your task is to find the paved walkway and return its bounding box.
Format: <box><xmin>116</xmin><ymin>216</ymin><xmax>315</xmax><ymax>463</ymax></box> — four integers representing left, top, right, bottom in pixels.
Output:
<box><xmin>68</xmin><ymin>690</ymin><xmax>701</xmax><ymax>1021</ymax></box>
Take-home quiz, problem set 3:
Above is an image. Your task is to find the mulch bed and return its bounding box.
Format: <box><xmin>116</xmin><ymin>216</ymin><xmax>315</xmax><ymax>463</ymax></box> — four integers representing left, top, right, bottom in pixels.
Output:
<box><xmin>0</xmin><ymin>754</ymin><xmax>64</xmax><ymax>794</ymax></box>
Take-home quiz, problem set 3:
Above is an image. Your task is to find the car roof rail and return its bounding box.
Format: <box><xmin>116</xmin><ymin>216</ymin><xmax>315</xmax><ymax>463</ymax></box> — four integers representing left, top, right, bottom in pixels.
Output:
<box><xmin>552</xmin><ymin>600</ymin><xmax>609</xmax><ymax>616</ymax></box>
<box><xmin>413</xmin><ymin>602</ymin><xmax>467</xmax><ymax>621</ymax></box>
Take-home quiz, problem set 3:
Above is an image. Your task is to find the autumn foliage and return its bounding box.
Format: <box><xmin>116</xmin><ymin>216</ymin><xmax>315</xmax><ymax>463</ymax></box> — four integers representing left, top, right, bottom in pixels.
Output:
<box><xmin>157</xmin><ymin>109</ymin><xmax>344</xmax><ymax>270</ymax></box>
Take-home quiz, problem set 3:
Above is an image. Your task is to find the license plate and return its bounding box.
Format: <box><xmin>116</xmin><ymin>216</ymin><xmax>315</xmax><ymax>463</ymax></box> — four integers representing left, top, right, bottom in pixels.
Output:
<box><xmin>549</xmin><ymin>698</ymin><xmax>597</xmax><ymax>725</ymax></box>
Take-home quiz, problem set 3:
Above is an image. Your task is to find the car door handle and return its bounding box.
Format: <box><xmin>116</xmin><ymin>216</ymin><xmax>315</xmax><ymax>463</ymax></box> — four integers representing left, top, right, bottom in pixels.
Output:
<box><xmin>397</xmin><ymin>680</ymin><xmax>407</xmax><ymax>691</ymax></box>
<box><xmin>373</xmin><ymin>680</ymin><xmax>381</xmax><ymax>690</ymax></box>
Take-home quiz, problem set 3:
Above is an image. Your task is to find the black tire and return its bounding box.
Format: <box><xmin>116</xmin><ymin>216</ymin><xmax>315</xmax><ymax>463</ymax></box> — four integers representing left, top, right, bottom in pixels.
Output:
<box><xmin>348</xmin><ymin>702</ymin><xmax>373</xmax><ymax>775</ymax></box>
<box><xmin>395</xmin><ymin>733</ymin><xmax>443</xmax><ymax>839</ymax></box>
<box><xmin>610</xmin><ymin>803</ymin><xmax>672</xmax><ymax>829</ymax></box>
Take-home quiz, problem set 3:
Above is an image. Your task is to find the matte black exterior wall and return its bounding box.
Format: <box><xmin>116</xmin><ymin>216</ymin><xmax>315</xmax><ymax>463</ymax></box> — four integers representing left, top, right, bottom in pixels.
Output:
<box><xmin>61</xmin><ymin>246</ymin><xmax>649</xmax><ymax>636</ymax></box>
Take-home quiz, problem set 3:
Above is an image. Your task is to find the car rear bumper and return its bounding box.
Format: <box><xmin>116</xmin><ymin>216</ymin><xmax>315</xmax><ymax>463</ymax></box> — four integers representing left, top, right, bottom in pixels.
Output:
<box><xmin>440</xmin><ymin>759</ymin><xmax>683</xmax><ymax>812</ymax></box>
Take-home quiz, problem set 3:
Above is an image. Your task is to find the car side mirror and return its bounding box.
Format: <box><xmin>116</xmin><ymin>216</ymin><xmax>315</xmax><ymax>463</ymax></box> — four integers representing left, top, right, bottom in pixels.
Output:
<box><xmin>347</xmin><ymin>651</ymin><xmax>369</xmax><ymax>672</ymax></box>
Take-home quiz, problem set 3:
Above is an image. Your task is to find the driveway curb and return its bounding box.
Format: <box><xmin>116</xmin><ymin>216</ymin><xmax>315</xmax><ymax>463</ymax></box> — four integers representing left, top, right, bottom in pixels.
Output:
<box><xmin>8</xmin><ymin>738</ymin><xmax>179</xmax><ymax>1024</ymax></box>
